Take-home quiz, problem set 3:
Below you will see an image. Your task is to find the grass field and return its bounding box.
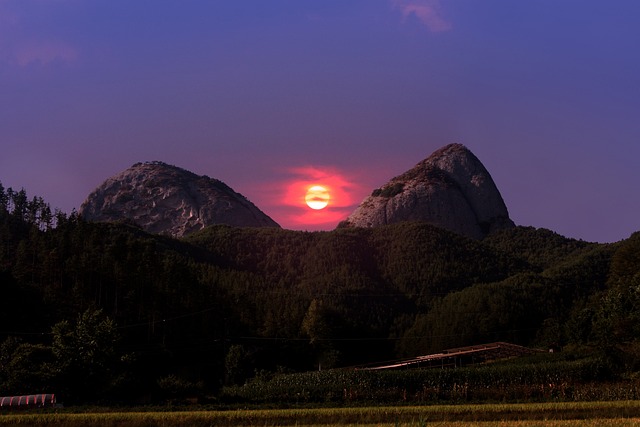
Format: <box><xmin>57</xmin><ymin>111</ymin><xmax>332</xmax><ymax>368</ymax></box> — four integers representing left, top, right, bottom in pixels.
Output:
<box><xmin>2</xmin><ymin>401</ymin><xmax>640</xmax><ymax>426</ymax></box>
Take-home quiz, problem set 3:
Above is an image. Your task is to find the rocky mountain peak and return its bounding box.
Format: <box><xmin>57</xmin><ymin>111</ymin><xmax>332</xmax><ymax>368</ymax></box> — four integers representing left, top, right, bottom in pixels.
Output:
<box><xmin>80</xmin><ymin>161</ymin><xmax>279</xmax><ymax>237</ymax></box>
<box><xmin>342</xmin><ymin>143</ymin><xmax>514</xmax><ymax>239</ymax></box>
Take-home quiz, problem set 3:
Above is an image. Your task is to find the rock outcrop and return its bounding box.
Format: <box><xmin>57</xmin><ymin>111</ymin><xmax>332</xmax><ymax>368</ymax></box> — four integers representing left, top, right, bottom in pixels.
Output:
<box><xmin>342</xmin><ymin>144</ymin><xmax>514</xmax><ymax>239</ymax></box>
<box><xmin>80</xmin><ymin>161</ymin><xmax>279</xmax><ymax>237</ymax></box>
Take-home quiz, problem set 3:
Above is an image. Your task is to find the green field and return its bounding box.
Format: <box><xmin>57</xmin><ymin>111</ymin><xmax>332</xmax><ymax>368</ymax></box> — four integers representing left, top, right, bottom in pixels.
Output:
<box><xmin>2</xmin><ymin>401</ymin><xmax>640</xmax><ymax>426</ymax></box>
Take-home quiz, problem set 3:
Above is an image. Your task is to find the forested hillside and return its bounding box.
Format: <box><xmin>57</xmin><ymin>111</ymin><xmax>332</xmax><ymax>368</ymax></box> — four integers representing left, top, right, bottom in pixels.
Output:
<box><xmin>1</xmin><ymin>182</ymin><xmax>638</xmax><ymax>404</ymax></box>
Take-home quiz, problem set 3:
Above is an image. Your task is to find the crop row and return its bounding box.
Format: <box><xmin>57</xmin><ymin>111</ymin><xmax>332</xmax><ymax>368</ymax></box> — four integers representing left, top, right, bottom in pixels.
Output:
<box><xmin>220</xmin><ymin>356</ymin><xmax>633</xmax><ymax>404</ymax></box>
<box><xmin>4</xmin><ymin>402</ymin><xmax>640</xmax><ymax>427</ymax></box>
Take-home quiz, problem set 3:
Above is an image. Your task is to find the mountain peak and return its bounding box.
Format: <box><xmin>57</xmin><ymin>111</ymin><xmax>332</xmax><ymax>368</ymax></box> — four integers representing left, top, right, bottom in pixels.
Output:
<box><xmin>342</xmin><ymin>143</ymin><xmax>514</xmax><ymax>239</ymax></box>
<box><xmin>80</xmin><ymin>161</ymin><xmax>279</xmax><ymax>237</ymax></box>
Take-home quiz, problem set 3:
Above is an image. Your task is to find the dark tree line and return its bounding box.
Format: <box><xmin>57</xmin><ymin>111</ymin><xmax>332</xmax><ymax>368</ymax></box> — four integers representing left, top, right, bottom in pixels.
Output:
<box><xmin>0</xmin><ymin>182</ymin><xmax>71</xmax><ymax>231</ymax></box>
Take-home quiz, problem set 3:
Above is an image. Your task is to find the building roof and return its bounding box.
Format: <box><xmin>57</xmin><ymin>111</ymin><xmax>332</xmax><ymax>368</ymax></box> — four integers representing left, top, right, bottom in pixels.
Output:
<box><xmin>358</xmin><ymin>342</ymin><xmax>543</xmax><ymax>371</ymax></box>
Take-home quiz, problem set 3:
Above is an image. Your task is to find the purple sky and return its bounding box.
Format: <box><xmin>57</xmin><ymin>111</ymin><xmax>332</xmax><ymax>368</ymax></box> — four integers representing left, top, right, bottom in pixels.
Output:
<box><xmin>1</xmin><ymin>1</ymin><xmax>639</xmax><ymax>243</ymax></box>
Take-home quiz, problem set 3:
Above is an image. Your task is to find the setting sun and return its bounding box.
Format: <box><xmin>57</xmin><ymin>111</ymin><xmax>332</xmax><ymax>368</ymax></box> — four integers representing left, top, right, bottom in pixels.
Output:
<box><xmin>305</xmin><ymin>185</ymin><xmax>330</xmax><ymax>210</ymax></box>
<box><xmin>271</xmin><ymin>165</ymin><xmax>365</xmax><ymax>229</ymax></box>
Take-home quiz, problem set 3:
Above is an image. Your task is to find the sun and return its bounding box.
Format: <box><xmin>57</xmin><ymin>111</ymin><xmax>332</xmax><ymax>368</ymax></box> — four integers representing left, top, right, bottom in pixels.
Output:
<box><xmin>305</xmin><ymin>185</ymin><xmax>330</xmax><ymax>210</ymax></box>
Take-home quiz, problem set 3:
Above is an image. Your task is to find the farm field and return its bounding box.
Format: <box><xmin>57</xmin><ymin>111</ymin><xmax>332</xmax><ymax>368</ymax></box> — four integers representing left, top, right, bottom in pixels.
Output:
<box><xmin>2</xmin><ymin>401</ymin><xmax>640</xmax><ymax>426</ymax></box>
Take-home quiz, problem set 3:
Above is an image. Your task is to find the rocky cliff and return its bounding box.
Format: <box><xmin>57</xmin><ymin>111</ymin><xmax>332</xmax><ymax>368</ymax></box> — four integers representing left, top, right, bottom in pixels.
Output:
<box><xmin>342</xmin><ymin>144</ymin><xmax>514</xmax><ymax>239</ymax></box>
<box><xmin>80</xmin><ymin>161</ymin><xmax>279</xmax><ymax>237</ymax></box>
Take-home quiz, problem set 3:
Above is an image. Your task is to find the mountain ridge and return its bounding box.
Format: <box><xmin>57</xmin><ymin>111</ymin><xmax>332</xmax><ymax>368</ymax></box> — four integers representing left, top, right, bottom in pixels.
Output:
<box><xmin>1</xmin><ymin>178</ymin><xmax>637</xmax><ymax>404</ymax></box>
<box><xmin>79</xmin><ymin>161</ymin><xmax>280</xmax><ymax>237</ymax></box>
<box><xmin>342</xmin><ymin>143</ymin><xmax>515</xmax><ymax>239</ymax></box>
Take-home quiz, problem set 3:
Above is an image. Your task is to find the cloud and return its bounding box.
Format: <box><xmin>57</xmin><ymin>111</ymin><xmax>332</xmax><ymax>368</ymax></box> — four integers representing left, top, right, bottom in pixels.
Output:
<box><xmin>391</xmin><ymin>0</ymin><xmax>452</xmax><ymax>33</ymax></box>
<box><xmin>283</xmin><ymin>166</ymin><xmax>361</xmax><ymax>208</ymax></box>
<box><xmin>12</xmin><ymin>40</ymin><xmax>78</xmax><ymax>66</ymax></box>
<box><xmin>0</xmin><ymin>2</ymin><xmax>78</xmax><ymax>67</ymax></box>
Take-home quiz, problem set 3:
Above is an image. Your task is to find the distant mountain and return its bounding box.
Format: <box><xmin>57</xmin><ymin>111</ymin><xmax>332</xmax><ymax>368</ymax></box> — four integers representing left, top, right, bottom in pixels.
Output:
<box><xmin>341</xmin><ymin>143</ymin><xmax>515</xmax><ymax>239</ymax></box>
<box><xmin>80</xmin><ymin>161</ymin><xmax>279</xmax><ymax>237</ymax></box>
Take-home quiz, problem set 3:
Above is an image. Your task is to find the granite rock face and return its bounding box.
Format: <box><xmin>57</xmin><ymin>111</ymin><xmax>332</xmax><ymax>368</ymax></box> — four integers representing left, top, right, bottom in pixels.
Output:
<box><xmin>80</xmin><ymin>161</ymin><xmax>279</xmax><ymax>237</ymax></box>
<box><xmin>342</xmin><ymin>144</ymin><xmax>514</xmax><ymax>239</ymax></box>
